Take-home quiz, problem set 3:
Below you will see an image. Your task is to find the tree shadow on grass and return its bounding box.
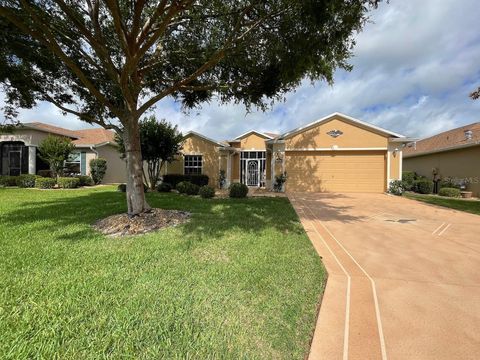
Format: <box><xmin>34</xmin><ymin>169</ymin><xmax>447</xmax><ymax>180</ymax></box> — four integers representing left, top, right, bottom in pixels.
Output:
<box><xmin>1</xmin><ymin>189</ymin><xmax>365</xmax><ymax>243</ymax></box>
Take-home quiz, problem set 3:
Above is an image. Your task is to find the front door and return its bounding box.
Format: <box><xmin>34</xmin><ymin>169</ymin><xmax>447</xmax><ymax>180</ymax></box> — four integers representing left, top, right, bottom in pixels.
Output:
<box><xmin>246</xmin><ymin>160</ymin><xmax>260</xmax><ymax>186</ymax></box>
<box><xmin>8</xmin><ymin>151</ymin><xmax>21</xmax><ymax>176</ymax></box>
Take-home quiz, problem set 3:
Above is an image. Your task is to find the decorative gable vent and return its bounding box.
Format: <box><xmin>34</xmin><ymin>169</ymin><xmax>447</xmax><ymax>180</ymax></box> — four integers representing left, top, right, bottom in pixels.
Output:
<box><xmin>327</xmin><ymin>129</ymin><xmax>343</xmax><ymax>138</ymax></box>
<box><xmin>464</xmin><ymin>130</ymin><xmax>473</xmax><ymax>140</ymax></box>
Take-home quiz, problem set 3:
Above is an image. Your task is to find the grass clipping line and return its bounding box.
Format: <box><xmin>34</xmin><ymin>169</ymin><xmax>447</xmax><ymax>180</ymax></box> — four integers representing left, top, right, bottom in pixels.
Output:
<box><xmin>93</xmin><ymin>208</ymin><xmax>191</xmax><ymax>237</ymax></box>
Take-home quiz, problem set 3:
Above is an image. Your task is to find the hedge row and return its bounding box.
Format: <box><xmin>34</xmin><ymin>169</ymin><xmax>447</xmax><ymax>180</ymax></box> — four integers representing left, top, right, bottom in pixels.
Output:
<box><xmin>0</xmin><ymin>174</ymin><xmax>93</xmax><ymax>189</ymax></box>
<box><xmin>162</xmin><ymin>174</ymin><xmax>209</xmax><ymax>188</ymax></box>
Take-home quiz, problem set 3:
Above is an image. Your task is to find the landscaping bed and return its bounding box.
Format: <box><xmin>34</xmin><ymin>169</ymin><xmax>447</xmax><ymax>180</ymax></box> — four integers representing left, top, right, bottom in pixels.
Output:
<box><xmin>404</xmin><ymin>192</ymin><xmax>480</xmax><ymax>215</ymax></box>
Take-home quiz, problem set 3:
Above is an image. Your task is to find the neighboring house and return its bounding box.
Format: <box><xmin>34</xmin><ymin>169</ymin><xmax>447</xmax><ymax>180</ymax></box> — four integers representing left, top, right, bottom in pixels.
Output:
<box><xmin>1</xmin><ymin>113</ymin><xmax>410</xmax><ymax>192</ymax></box>
<box><xmin>403</xmin><ymin>122</ymin><xmax>480</xmax><ymax>196</ymax></box>
<box><xmin>0</xmin><ymin>122</ymin><xmax>126</xmax><ymax>183</ymax></box>
<box><xmin>165</xmin><ymin>112</ymin><xmax>410</xmax><ymax>192</ymax></box>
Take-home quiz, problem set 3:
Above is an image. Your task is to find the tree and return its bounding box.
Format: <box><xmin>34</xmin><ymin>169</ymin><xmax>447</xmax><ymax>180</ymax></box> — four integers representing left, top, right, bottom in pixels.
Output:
<box><xmin>470</xmin><ymin>87</ymin><xmax>480</xmax><ymax>100</ymax></box>
<box><xmin>117</xmin><ymin>116</ymin><xmax>183</xmax><ymax>190</ymax></box>
<box><xmin>37</xmin><ymin>135</ymin><xmax>75</xmax><ymax>179</ymax></box>
<box><xmin>0</xmin><ymin>0</ymin><xmax>382</xmax><ymax>215</ymax></box>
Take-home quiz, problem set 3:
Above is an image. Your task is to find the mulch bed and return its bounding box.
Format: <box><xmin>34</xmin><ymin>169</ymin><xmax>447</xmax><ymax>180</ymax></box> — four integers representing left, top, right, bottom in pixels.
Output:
<box><xmin>93</xmin><ymin>208</ymin><xmax>191</xmax><ymax>237</ymax></box>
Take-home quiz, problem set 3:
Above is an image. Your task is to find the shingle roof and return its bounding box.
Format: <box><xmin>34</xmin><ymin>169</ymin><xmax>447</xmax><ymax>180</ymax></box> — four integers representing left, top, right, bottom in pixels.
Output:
<box><xmin>403</xmin><ymin>122</ymin><xmax>480</xmax><ymax>157</ymax></box>
<box><xmin>22</xmin><ymin>122</ymin><xmax>116</xmax><ymax>146</ymax></box>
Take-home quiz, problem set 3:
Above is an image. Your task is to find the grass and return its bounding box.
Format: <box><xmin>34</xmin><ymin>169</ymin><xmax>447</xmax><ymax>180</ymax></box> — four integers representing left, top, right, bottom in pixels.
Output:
<box><xmin>0</xmin><ymin>186</ymin><xmax>325</xmax><ymax>359</ymax></box>
<box><xmin>404</xmin><ymin>192</ymin><xmax>480</xmax><ymax>215</ymax></box>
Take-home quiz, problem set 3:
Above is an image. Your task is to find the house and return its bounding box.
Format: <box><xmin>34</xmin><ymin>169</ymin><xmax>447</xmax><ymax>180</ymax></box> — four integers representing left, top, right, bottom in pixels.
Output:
<box><xmin>403</xmin><ymin>122</ymin><xmax>480</xmax><ymax>196</ymax></box>
<box><xmin>1</xmin><ymin>113</ymin><xmax>409</xmax><ymax>192</ymax></box>
<box><xmin>0</xmin><ymin>122</ymin><xmax>127</xmax><ymax>183</ymax></box>
<box><xmin>167</xmin><ymin>112</ymin><xmax>409</xmax><ymax>192</ymax></box>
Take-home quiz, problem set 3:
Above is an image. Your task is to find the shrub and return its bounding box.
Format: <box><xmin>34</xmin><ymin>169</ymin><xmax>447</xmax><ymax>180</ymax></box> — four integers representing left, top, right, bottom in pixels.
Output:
<box><xmin>76</xmin><ymin>175</ymin><xmax>94</xmax><ymax>186</ymax></box>
<box><xmin>439</xmin><ymin>177</ymin><xmax>461</xmax><ymax>190</ymax></box>
<box><xmin>401</xmin><ymin>171</ymin><xmax>416</xmax><ymax>191</ymax></box>
<box><xmin>218</xmin><ymin>170</ymin><xmax>227</xmax><ymax>189</ymax></box>
<box><xmin>413</xmin><ymin>179</ymin><xmax>434</xmax><ymax>194</ymax></box>
<box><xmin>117</xmin><ymin>184</ymin><xmax>126</xmax><ymax>192</ymax></box>
<box><xmin>388</xmin><ymin>180</ymin><xmax>404</xmax><ymax>196</ymax></box>
<box><xmin>163</xmin><ymin>174</ymin><xmax>209</xmax><ymax>188</ymax></box>
<box><xmin>16</xmin><ymin>174</ymin><xmax>39</xmax><ymax>188</ymax></box>
<box><xmin>156</xmin><ymin>182</ymin><xmax>172</xmax><ymax>192</ymax></box>
<box><xmin>57</xmin><ymin>177</ymin><xmax>80</xmax><ymax>189</ymax></box>
<box><xmin>0</xmin><ymin>175</ymin><xmax>20</xmax><ymax>187</ymax></box>
<box><xmin>273</xmin><ymin>173</ymin><xmax>287</xmax><ymax>192</ymax></box>
<box><xmin>438</xmin><ymin>187</ymin><xmax>461</xmax><ymax>198</ymax></box>
<box><xmin>37</xmin><ymin>169</ymin><xmax>53</xmax><ymax>178</ymax></box>
<box><xmin>35</xmin><ymin>177</ymin><xmax>56</xmax><ymax>189</ymax></box>
<box><xmin>199</xmin><ymin>185</ymin><xmax>215</xmax><ymax>198</ymax></box>
<box><xmin>176</xmin><ymin>181</ymin><xmax>189</xmax><ymax>194</ymax></box>
<box><xmin>229</xmin><ymin>183</ymin><xmax>248</xmax><ymax>198</ymax></box>
<box><xmin>89</xmin><ymin>158</ymin><xmax>107</xmax><ymax>184</ymax></box>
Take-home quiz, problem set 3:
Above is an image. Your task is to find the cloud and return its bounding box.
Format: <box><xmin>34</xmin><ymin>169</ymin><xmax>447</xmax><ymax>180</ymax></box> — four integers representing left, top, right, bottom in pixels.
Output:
<box><xmin>3</xmin><ymin>0</ymin><xmax>480</xmax><ymax>140</ymax></box>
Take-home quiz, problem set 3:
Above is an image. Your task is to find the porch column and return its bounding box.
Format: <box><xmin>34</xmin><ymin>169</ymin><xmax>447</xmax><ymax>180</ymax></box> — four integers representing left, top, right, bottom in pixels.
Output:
<box><xmin>28</xmin><ymin>146</ymin><xmax>36</xmax><ymax>175</ymax></box>
<box><xmin>226</xmin><ymin>152</ymin><xmax>232</xmax><ymax>186</ymax></box>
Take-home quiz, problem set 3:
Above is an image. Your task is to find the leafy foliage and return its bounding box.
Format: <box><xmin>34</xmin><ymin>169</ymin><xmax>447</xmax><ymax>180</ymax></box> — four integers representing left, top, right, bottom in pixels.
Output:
<box><xmin>35</xmin><ymin>177</ymin><xmax>56</xmax><ymax>189</ymax></box>
<box><xmin>37</xmin><ymin>135</ymin><xmax>75</xmax><ymax>178</ymax></box>
<box><xmin>439</xmin><ymin>177</ymin><xmax>462</xmax><ymax>190</ymax></box>
<box><xmin>401</xmin><ymin>171</ymin><xmax>416</xmax><ymax>191</ymax></box>
<box><xmin>0</xmin><ymin>175</ymin><xmax>19</xmax><ymax>187</ymax></box>
<box><xmin>413</xmin><ymin>179</ymin><xmax>434</xmax><ymax>194</ymax></box>
<box><xmin>117</xmin><ymin>184</ymin><xmax>127</xmax><ymax>192</ymax></box>
<box><xmin>229</xmin><ymin>183</ymin><xmax>249</xmax><ymax>198</ymax></box>
<box><xmin>156</xmin><ymin>182</ymin><xmax>173</xmax><ymax>193</ymax></box>
<box><xmin>163</xmin><ymin>174</ymin><xmax>209</xmax><ymax>188</ymax></box>
<box><xmin>438</xmin><ymin>187</ymin><xmax>461</xmax><ymax>198</ymax></box>
<box><xmin>16</xmin><ymin>174</ymin><xmax>39</xmax><ymax>188</ymax></box>
<box><xmin>199</xmin><ymin>185</ymin><xmax>215</xmax><ymax>199</ymax></box>
<box><xmin>273</xmin><ymin>173</ymin><xmax>287</xmax><ymax>192</ymax></box>
<box><xmin>57</xmin><ymin>177</ymin><xmax>80</xmax><ymax>189</ymax></box>
<box><xmin>176</xmin><ymin>181</ymin><xmax>199</xmax><ymax>195</ymax></box>
<box><xmin>388</xmin><ymin>180</ymin><xmax>404</xmax><ymax>196</ymax></box>
<box><xmin>89</xmin><ymin>158</ymin><xmax>107</xmax><ymax>184</ymax></box>
<box><xmin>76</xmin><ymin>175</ymin><xmax>94</xmax><ymax>187</ymax></box>
<box><xmin>116</xmin><ymin>116</ymin><xmax>183</xmax><ymax>189</ymax></box>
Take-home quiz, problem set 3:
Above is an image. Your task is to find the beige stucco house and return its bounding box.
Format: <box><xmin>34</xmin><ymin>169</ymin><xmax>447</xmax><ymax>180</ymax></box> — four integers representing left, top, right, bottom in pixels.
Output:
<box><xmin>169</xmin><ymin>113</ymin><xmax>409</xmax><ymax>192</ymax></box>
<box><xmin>1</xmin><ymin>113</ymin><xmax>409</xmax><ymax>192</ymax></box>
<box><xmin>0</xmin><ymin>122</ymin><xmax>127</xmax><ymax>183</ymax></box>
<box><xmin>403</xmin><ymin>122</ymin><xmax>480</xmax><ymax>196</ymax></box>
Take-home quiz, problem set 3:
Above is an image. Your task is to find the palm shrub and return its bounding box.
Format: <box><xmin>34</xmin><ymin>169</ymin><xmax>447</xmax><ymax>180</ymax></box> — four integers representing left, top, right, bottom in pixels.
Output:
<box><xmin>413</xmin><ymin>179</ymin><xmax>434</xmax><ymax>194</ymax></box>
<box><xmin>57</xmin><ymin>177</ymin><xmax>80</xmax><ymax>189</ymax></box>
<box><xmin>89</xmin><ymin>158</ymin><xmax>107</xmax><ymax>184</ymax></box>
<box><xmin>35</xmin><ymin>177</ymin><xmax>56</xmax><ymax>189</ymax></box>
<box><xmin>199</xmin><ymin>185</ymin><xmax>215</xmax><ymax>198</ymax></box>
<box><xmin>229</xmin><ymin>183</ymin><xmax>249</xmax><ymax>198</ymax></box>
<box><xmin>438</xmin><ymin>187</ymin><xmax>461</xmax><ymax>198</ymax></box>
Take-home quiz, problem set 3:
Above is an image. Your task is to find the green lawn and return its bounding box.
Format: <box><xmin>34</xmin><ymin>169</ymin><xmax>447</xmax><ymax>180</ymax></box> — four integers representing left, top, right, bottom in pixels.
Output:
<box><xmin>0</xmin><ymin>186</ymin><xmax>324</xmax><ymax>359</ymax></box>
<box><xmin>404</xmin><ymin>192</ymin><xmax>480</xmax><ymax>215</ymax></box>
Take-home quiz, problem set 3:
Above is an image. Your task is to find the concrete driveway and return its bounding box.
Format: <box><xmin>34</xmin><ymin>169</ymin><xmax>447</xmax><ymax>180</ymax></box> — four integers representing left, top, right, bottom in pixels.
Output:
<box><xmin>289</xmin><ymin>193</ymin><xmax>480</xmax><ymax>360</ymax></box>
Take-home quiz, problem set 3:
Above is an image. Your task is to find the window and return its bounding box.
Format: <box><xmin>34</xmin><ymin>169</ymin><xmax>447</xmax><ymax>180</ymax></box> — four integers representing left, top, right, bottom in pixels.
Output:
<box><xmin>184</xmin><ymin>155</ymin><xmax>202</xmax><ymax>175</ymax></box>
<box><xmin>65</xmin><ymin>152</ymin><xmax>81</xmax><ymax>175</ymax></box>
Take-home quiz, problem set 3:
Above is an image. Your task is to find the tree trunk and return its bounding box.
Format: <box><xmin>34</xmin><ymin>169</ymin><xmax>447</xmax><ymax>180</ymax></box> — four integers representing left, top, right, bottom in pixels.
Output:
<box><xmin>123</xmin><ymin>118</ymin><xmax>150</xmax><ymax>216</ymax></box>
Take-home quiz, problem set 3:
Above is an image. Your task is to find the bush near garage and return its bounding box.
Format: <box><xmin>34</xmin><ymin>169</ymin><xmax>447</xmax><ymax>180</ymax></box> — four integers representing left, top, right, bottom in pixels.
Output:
<box><xmin>438</xmin><ymin>187</ymin><xmax>461</xmax><ymax>198</ymax></box>
<box><xmin>76</xmin><ymin>175</ymin><xmax>94</xmax><ymax>186</ymax></box>
<box><xmin>0</xmin><ymin>175</ymin><xmax>20</xmax><ymax>187</ymax></box>
<box><xmin>89</xmin><ymin>158</ymin><xmax>107</xmax><ymax>184</ymax></box>
<box><xmin>163</xmin><ymin>174</ymin><xmax>209</xmax><ymax>188</ymax></box>
<box><xmin>199</xmin><ymin>185</ymin><xmax>215</xmax><ymax>198</ymax></box>
<box><xmin>401</xmin><ymin>171</ymin><xmax>416</xmax><ymax>191</ymax></box>
<box><xmin>413</xmin><ymin>179</ymin><xmax>434</xmax><ymax>194</ymax></box>
<box><xmin>16</xmin><ymin>174</ymin><xmax>39</xmax><ymax>188</ymax></box>
<box><xmin>35</xmin><ymin>177</ymin><xmax>56</xmax><ymax>189</ymax></box>
<box><xmin>57</xmin><ymin>177</ymin><xmax>80</xmax><ymax>189</ymax></box>
<box><xmin>388</xmin><ymin>180</ymin><xmax>404</xmax><ymax>196</ymax></box>
<box><xmin>156</xmin><ymin>182</ymin><xmax>173</xmax><ymax>192</ymax></box>
<box><xmin>439</xmin><ymin>177</ymin><xmax>461</xmax><ymax>190</ymax></box>
<box><xmin>229</xmin><ymin>183</ymin><xmax>249</xmax><ymax>198</ymax></box>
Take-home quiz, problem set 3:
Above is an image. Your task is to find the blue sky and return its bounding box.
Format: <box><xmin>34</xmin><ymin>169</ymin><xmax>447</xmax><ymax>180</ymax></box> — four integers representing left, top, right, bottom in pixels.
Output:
<box><xmin>4</xmin><ymin>0</ymin><xmax>480</xmax><ymax>140</ymax></box>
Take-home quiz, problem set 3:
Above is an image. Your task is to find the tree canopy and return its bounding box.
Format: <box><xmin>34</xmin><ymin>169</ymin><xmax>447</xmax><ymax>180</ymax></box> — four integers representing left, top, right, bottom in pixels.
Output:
<box><xmin>0</xmin><ymin>0</ymin><xmax>382</xmax><ymax>214</ymax></box>
<box><xmin>37</xmin><ymin>135</ymin><xmax>75</xmax><ymax>178</ymax></box>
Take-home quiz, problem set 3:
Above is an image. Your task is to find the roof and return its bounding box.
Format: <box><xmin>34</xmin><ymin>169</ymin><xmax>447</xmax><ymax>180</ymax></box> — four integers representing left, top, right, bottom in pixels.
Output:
<box><xmin>184</xmin><ymin>131</ymin><xmax>226</xmax><ymax>147</ymax></box>
<box><xmin>279</xmin><ymin>112</ymin><xmax>406</xmax><ymax>139</ymax></box>
<box><xmin>403</xmin><ymin>122</ymin><xmax>480</xmax><ymax>158</ymax></box>
<box><xmin>234</xmin><ymin>130</ymin><xmax>274</xmax><ymax>140</ymax></box>
<box><xmin>21</xmin><ymin>122</ymin><xmax>116</xmax><ymax>147</ymax></box>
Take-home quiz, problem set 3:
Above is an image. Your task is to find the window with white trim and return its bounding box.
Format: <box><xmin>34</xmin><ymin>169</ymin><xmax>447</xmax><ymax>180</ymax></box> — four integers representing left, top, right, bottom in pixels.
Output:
<box><xmin>65</xmin><ymin>152</ymin><xmax>81</xmax><ymax>175</ymax></box>
<box><xmin>184</xmin><ymin>155</ymin><xmax>202</xmax><ymax>175</ymax></box>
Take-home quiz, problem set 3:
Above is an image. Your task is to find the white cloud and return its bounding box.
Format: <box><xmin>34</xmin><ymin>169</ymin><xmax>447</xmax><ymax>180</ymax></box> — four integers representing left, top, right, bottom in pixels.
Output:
<box><xmin>3</xmin><ymin>0</ymin><xmax>480</xmax><ymax>139</ymax></box>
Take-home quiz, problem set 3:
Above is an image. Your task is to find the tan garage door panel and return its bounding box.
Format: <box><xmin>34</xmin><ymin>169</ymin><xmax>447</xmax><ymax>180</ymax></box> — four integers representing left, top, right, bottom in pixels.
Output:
<box><xmin>285</xmin><ymin>151</ymin><xmax>386</xmax><ymax>193</ymax></box>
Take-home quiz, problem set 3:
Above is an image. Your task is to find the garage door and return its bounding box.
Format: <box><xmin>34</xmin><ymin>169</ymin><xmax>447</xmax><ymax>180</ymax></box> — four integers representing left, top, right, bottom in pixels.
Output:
<box><xmin>285</xmin><ymin>151</ymin><xmax>386</xmax><ymax>193</ymax></box>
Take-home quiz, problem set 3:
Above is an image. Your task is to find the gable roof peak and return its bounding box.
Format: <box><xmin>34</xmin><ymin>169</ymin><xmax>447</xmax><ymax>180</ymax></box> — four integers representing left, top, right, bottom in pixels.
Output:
<box><xmin>234</xmin><ymin>130</ymin><xmax>274</xmax><ymax>140</ymax></box>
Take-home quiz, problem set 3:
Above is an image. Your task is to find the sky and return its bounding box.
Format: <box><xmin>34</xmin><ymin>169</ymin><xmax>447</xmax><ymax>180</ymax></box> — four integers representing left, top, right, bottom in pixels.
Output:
<box><xmin>3</xmin><ymin>0</ymin><xmax>480</xmax><ymax>140</ymax></box>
